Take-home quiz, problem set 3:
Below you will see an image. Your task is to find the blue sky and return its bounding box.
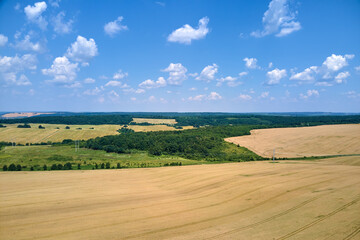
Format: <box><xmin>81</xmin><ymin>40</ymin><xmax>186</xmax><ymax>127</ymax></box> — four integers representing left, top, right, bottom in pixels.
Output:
<box><xmin>0</xmin><ymin>0</ymin><xmax>359</xmax><ymax>112</ymax></box>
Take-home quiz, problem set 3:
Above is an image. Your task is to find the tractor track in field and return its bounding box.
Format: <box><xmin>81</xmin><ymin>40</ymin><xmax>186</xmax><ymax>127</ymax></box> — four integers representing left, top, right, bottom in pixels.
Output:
<box><xmin>276</xmin><ymin>194</ymin><xmax>360</xmax><ymax>240</ymax></box>
<box><xmin>343</xmin><ymin>225</ymin><xmax>360</xmax><ymax>240</ymax></box>
<box><xmin>206</xmin><ymin>181</ymin><xmax>360</xmax><ymax>239</ymax></box>
<box><xmin>4</xmin><ymin>169</ymin><xmax>328</xmax><ymax>231</ymax></box>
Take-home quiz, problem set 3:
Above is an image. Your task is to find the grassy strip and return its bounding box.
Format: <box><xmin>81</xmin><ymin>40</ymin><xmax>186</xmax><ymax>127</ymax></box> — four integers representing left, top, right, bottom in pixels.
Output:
<box><xmin>275</xmin><ymin>154</ymin><xmax>360</xmax><ymax>161</ymax></box>
<box><xmin>0</xmin><ymin>145</ymin><xmax>212</xmax><ymax>171</ymax></box>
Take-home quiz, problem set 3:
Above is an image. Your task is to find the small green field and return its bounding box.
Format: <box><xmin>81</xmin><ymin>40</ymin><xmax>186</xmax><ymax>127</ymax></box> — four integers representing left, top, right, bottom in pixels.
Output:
<box><xmin>0</xmin><ymin>145</ymin><xmax>210</xmax><ymax>171</ymax></box>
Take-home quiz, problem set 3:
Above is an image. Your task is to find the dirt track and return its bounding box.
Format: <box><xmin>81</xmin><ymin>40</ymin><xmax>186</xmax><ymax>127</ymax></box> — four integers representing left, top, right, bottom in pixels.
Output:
<box><xmin>225</xmin><ymin>124</ymin><xmax>360</xmax><ymax>158</ymax></box>
<box><xmin>1</xmin><ymin>157</ymin><xmax>359</xmax><ymax>240</ymax></box>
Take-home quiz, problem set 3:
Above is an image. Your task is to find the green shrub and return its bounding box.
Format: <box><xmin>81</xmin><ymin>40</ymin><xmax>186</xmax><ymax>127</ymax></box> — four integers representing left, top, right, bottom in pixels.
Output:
<box><xmin>8</xmin><ymin>163</ymin><xmax>16</xmax><ymax>171</ymax></box>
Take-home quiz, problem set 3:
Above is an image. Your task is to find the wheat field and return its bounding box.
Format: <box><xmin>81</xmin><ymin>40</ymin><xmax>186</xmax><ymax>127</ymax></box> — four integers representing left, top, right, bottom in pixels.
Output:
<box><xmin>0</xmin><ymin>124</ymin><xmax>121</xmax><ymax>144</ymax></box>
<box><xmin>132</xmin><ymin>118</ymin><xmax>177</xmax><ymax>124</ymax></box>
<box><xmin>0</xmin><ymin>123</ymin><xmax>192</xmax><ymax>144</ymax></box>
<box><xmin>0</xmin><ymin>157</ymin><xmax>359</xmax><ymax>239</ymax></box>
<box><xmin>225</xmin><ymin>124</ymin><xmax>360</xmax><ymax>158</ymax></box>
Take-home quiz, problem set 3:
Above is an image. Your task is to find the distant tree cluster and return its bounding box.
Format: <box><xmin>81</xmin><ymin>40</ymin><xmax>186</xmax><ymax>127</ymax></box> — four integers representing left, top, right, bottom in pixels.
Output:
<box><xmin>17</xmin><ymin>124</ymin><xmax>31</xmax><ymax>128</ymax></box>
<box><xmin>173</xmin><ymin>114</ymin><xmax>360</xmax><ymax>127</ymax></box>
<box><xmin>164</xmin><ymin>162</ymin><xmax>182</xmax><ymax>166</ymax></box>
<box><xmin>118</xmin><ymin>127</ymin><xmax>135</xmax><ymax>134</ymax></box>
<box><xmin>85</xmin><ymin>125</ymin><xmax>263</xmax><ymax>162</ymax></box>
<box><xmin>1</xmin><ymin>113</ymin><xmax>359</xmax><ymax>128</ymax></box>
<box><xmin>38</xmin><ymin>125</ymin><xmax>45</xmax><ymax>129</ymax></box>
<box><xmin>50</xmin><ymin>162</ymin><xmax>72</xmax><ymax>170</ymax></box>
<box><xmin>2</xmin><ymin>164</ymin><xmax>22</xmax><ymax>171</ymax></box>
<box><xmin>0</xmin><ymin>142</ymin><xmax>12</xmax><ymax>150</ymax></box>
<box><xmin>0</xmin><ymin>124</ymin><xmax>6</xmax><ymax>128</ymax></box>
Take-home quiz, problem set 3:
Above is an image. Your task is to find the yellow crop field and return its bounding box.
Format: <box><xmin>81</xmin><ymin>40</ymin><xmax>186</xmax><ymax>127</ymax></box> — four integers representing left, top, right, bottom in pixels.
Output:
<box><xmin>1</xmin><ymin>157</ymin><xmax>359</xmax><ymax>239</ymax></box>
<box><xmin>0</xmin><ymin>124</ymin><xmax>194</xmax><ymax>144</ymax></box>
<box><xmin>0</xmin><ymin>124</ymin><xmax>121</xmax><ymax>144</ymax></box>
<box><xmin>225</xmin><ymin>124</ymin><xmax>360</xmax><ymax>158</ymax></box>
<box><xmin>128</xmin><ymin>124</ymin><xmax>193</xmax><ymax>132</ymax></box>
<box><xmin>132</xmin><ymin>118</ymin><xmax>177</xmax><ymax>124</ymax></box>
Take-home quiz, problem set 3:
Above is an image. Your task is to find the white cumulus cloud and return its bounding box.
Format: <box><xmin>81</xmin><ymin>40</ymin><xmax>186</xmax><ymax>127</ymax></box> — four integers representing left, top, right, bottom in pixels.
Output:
<box><xmin>322</xmin><ymin>54</ymin><xmax>354</xmax><ymax>72</ymax></box>
<box><xmin>243</xmin><ymin>57</ymin><xmax>258</xmax><ymax>69</ymax></box>
<box><xmin>3</xmin><ymin>73</ymin><xmax>32</xmax><ymax>86</ymax></box>
<box><xmin>83</xmin><ymin>87</ymin><xmax>102</xmax><ymax>96</ymax></box>
<box><xmin>291</xmin><ymin>54</ymin><xmax>355</xmax><ymax>86</ymax></box>
<box><xmin>196</xmin><ymin>63</ymin><xmax>218</xmax><ymax>82</ymax></box>
<box><xmin>188</xmin><ymin>94</ymin><xmax>206</xmax><ymax>101</ymax></box>
<box><xmin>49</xmin><ymin>0</ymin><xmax>61</xmax><ymax>8</ymax></box>
<box><xmin>0</xmin><ymin>34</ymin><xmax>8</xmax><ymax>46</ymax></box>
<box><xmin>105</xmin><ymin>80</ymin><xmax>129</xmax><ymax>88</ymax></box>
<box><xmin>251</xmin><ymin>0</ymin><xmax>301</xmax><ymax>38</ymax></box>
<box><xmin>217</xmin><ymin>76</ymin><xmax>242</xmax><ymax>87</ymax></box>
<box><xmin>104</xmin><ymin>16</ymin><xmax>128</xmax><ymax>37</ymax></box>
<box><xmin>24</xmin><ymin>1</ymin><xmax>48</xmax><ymax>30</ymax></box>
<box><xmin>266</xmin><ymin>68</ymin><xmax>286</xmax><ymax>85</ymax></box>
<box><xmin>0</xmin><ymin>54</ymin><xmax>37</xmax><ymax>73</ymax></box>
<box><xmin>12</xmin><ymin>34</ymin><xmax>43</xmax><ymax>52</ymax></box>
<box><xmin>135</xmin><ymin>89</ymin><xmax>145</xmax><ymax>94</ymax></box>
<box><xmin>167</xmin><ymin>17</ymin><xmax>209</xmax><ymax>44</ymax></box>
<box><xmin>66</xmin><ymin>36</ymin><xmax>98</xmax><ymax>65</ymax></box>
<box><xmin>162</xmin><ymin>63</ymin><xmax>187</xmax><ymax>85</ymax></box>
<box><xmin>238</xmin><ymin>94</ymin><xmax>252</xmax><ymax>101</ymax></box>
<box><xmin>188</xmin><ymin>92</ymin><xmax>222</xmax><ymax>101</ymax></box>
<box><xmin>42</xmin><ymin>56</ymin><xmax>78</xmax><ymax>83</ymax></box>
<box><xmin>290</xmin><ymin>66</ymin><xmax>318</xmax><ymax>81</ymax></box>
<box><xmin>84</xmin><ymin>77</ymin><xmax>95</xmax><ymax>84</ymax></box>
<box><xmin>139</xmin><ymin>77</ymin><xmax>166</xmax><ymax>89</ymax></box>
<box><xmin>113</xmin><ymin>70</ymin><xmax>128</xmax><ymax>79</ymax></box>
<box><xmin>52</xmin><ymin>11</ymin><xmax>73</xmax><ymax>34</ymax></box>
<box><xmin>0</xmin><ymin>54</ymin><xmax>37</xmax><ymax>86</ymax></box>
<box><xmin>65</xmin><ymin>81</ymin><xmax>82</xmax><ymax>88</ymax></box>
<box><xmin>300</xmin><ymin>89</ymin><xmax>319</xmax><ymax>99</ymax></box>
<box><xmin>239</xmin><ymin>71</ymin><xmax>248</xmax><ymax>77</ymax></box>
<box><xmin>208</xmin><ymin>92</ymin><xmax>222</xmax><ymax>100</ymax></box>
<box><xmin>334</xmin><ymin>71</ymin><xmax>350</xmax><ymax>84</ymax></box>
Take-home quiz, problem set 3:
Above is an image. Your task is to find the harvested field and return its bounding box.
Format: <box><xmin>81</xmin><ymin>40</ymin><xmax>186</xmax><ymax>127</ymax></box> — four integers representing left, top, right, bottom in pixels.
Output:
<box><xmin>225</xmin><ymin>124</ymin><xmax>360</xmax><ymax>158</ymax></box>
<box><xmin>128</xmin><ymin>124</ymin><xmax>193</xmax><ymax>132</ymax></box>
<box><xmin>132</xmin><ymin>118</ymin><xmax>177</xmax><ymax>124</ymax></box>
<box><xmin>1</xmin><ymin>112</ymin><xmax>53</xmax><ymax>118</ymax></box>
<box><xmin>0</xmin><ymin>157</ymin><xmax>359</xmax><ymax>239</ymax></box>
<box><xmin>0</xmin><ymin>124</ymin><xmax>193</xmax><ymax>144</ymax></box>
<box><xmin>0</xmin><ymin>124</ymin><xmax>121</xmax><ymax>144</ymax></box>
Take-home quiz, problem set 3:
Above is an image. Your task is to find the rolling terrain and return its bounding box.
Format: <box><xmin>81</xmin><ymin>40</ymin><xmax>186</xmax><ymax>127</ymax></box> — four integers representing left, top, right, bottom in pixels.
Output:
<box><xmin>0</xmin><ymin>157</ymin><xmax>359</xmax><ymax>239</ymax></box>
<box><xmin>225</xmin><ymin>124</ymin><xmax>360</xmax><ymax>158</ymax></box>
<box><xmin>1</xmin><ymin>123</ymin><xmax>360</xmax><ymax>239</ymax></box>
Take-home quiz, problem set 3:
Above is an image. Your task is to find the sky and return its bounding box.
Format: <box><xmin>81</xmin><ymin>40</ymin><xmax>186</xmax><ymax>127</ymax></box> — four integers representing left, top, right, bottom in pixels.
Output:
<box><xmin>0</xmin><ymin>0</ymin><xmax>359</xmax><ymax>113</ymax></box>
